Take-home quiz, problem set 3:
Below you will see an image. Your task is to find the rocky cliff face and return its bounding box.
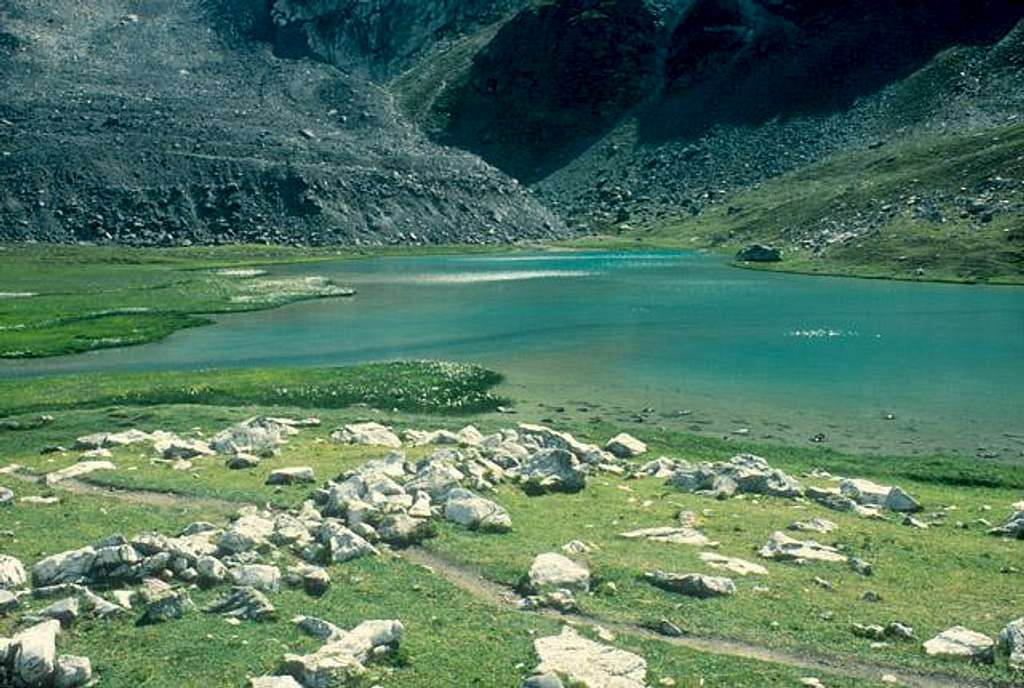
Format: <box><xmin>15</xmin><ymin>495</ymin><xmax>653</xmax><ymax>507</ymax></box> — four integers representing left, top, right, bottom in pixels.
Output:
<box><xmin>270</xmin><ymin>0</ymin><xmax>526</xmax><ymax>78</ymax></box>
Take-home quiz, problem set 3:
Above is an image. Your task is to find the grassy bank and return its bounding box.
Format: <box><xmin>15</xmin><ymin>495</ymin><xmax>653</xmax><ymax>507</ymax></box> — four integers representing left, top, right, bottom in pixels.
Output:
<box><xmin>0</xmin><ymin>361</ymin><xmax>507</xmax><ymax>417</ymax></box>
<box><xmin>605</xmin><ymin>123</ymin><xmax>1024</xmax><ymax>285</ymax></box>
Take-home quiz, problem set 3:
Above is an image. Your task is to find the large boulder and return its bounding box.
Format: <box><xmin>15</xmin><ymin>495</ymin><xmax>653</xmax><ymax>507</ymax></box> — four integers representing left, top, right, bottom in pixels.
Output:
<box><xmin>11</xmin><ymin>619</ymin><xmax>60</xmax><ymax>687</ymax></box>
<box><xmin>644</xmin><ymin>571</ymin><xmax>736</xmax><ymax>598</ymax></box>
<box><xmin>210</xmin><ymin>416</ymin><xmax>299</xmax><ymax>456</ymax></box>
<box><xmin>280</xmin><ymin>619</ymin><xmax>404</xmax><ymax>688</ymax></box>
<box><xmin>923</xmin><ymin>626</ymin><xmax>995</xmax><ymax>663</ymax></box>
<box><xmin>318</xmin><ymin>522</ymin><xmax>378</xmax><ymax>564</ymax></box>
<box><xmin>736</xmin><ymin>244</ymin><xmax>782</xmax><ymax>262</ymax></box>
<box><xmin>758</xmin><ymin>531</ymin><xmax>847</xmax><ymax>564</ymax></box>
<box><xmin>230</xmin><ymin>564</ymin><xmax>281</xmax><ymax>593</ymax></box>
<box><xmin>266</xmin><ymin>467</ymin><xmax>316</xmax><ymax>486</ymax></box>
<box><xmin>137</xmin><ymin>590</ymin><xmax>193</xmax><ymax>626</ymax></box>
<box><xmin>31</xmin><ymin>547</ymin><xmax>97</xmax><ymax>587</ymax></box>
<box><xmin>250</xmin><ymin>678</ymin><xmax>303</xmax><ymax>688</ymax></box>
<box><xmin>520</xmin><ymin>449</ymin><xmax>586</xmax><ymax>494</ymax></box>
<box><xmin>53</xmin><ymin>654</ymin><xmax>92</xmax><ymax>688</ymax></box>
<box><xmin>999</xmin><ymin>617</ymin><xmax>1024</xmax><ymax>671</ymax></box>
<box><xmin>518</xmin><ymin>424</ymin><xmax>613</xmax><ymax>465</ymax></box>
<box><xmin>666</xmin><ymin>455</ymin><xmax>801</xmax><ymax>499</ymax></box>
<box><xmin>840</xmin><ymin>479</ymin><xmax>920</xmax><ymax>512</ymax></box>
<box><xmin>219</xmin><ymin>513</ymin><xmax>275</xmax><ymax>555</ymax></box>
<box><xmin>527</xmin><ymin>553</ymin><xmax>590</xmax><ymax>593</ymax></box>
<box><xmin>444</xmin><ymin>489</ymin><xmax>512</xmax><ymax>533</ymax></box>
<box><xmin>203</xmin><ymin>586</ymin><xmax>276</xmax><ymax>622</ymax></box>
<box><xmin>990</xmin><ymin>511</ymin><xmax>1024</xmax><ymax>539</ymax></box>
<box><xmin>0</xmin><ymin>555</ymin><xmax>27</xmax><ymax>590</ymax></box>
<box><xmin>331</xmin><ymin>422</ymin><xmax>402</xmax><ymax>448</ymax></box>
<box><xmin>605</xmin><ymin>433</ymin><xmax>647</xmax><ymax>459</ymax></box>
<box><xmin>531</xmin><ymin>626</ymin><xmax>647</xmax><ymax>688</ymax></box>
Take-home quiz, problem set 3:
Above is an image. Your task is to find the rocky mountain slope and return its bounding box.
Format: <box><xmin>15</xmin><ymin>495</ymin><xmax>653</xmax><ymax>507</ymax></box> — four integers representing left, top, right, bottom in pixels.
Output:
<box><xmin>1</xmin><ymin>0</ymin><xmax>1022</xmax><ymax>259</ymax></box>
<box><xmin>0</xmin><ymin>0</ymin><xmax>563</xmax><ymax>246</ymax></box>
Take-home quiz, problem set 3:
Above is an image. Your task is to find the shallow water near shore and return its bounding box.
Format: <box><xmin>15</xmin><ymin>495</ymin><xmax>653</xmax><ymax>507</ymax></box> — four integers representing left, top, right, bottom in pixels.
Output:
<box><xmin>4</xmin><ymin>250</ymin><xmax>1023</xmax><ymax>459</ymax></box>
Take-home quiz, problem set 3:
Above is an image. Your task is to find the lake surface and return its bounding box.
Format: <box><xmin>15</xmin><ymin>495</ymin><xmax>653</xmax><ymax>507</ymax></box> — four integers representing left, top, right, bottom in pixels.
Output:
<box><xmin>5</xmin><ymin>251</ymin><xmax>1024</xmax><ymax>458</ymax></box>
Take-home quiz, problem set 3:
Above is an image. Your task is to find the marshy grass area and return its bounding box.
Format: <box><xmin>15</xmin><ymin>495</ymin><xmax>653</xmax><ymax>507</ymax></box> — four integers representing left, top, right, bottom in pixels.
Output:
<box><xmin>0</xmin><ymin>243</ymin><xmax>523</xmax><ymax>359</ymax></box>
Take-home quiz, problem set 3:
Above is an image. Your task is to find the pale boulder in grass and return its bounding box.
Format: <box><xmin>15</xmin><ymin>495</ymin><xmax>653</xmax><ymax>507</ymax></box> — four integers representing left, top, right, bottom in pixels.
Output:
<box><xmin>54</xmin><ymin>654</ymin><xmax>93</xmax><ymax>688</ymax></box>
<box><xmin>444</xmin><ymin>489</ymin><xmax>512</xmax><ymax>533</ymax></box>
<box><xmin>605</xmin><ymin>433</ymin><xmax>647</xmax><ymax>458</ymax></box>
<box><xmin>999</xmin><ymin>617</ymin><xmax>1024</xmax><ymax>671</ymax></box>
<box><xmin>12</xmin><ymin>619</ymin><xmax>60</xmax><ymax>687</ymax></box>
<box><xmin>758</xmin><ymin>531</ymin><xmax>847</xmax><ymax>564</ymax></box>
<box><xmin>923</xmin><ymin>626</ymin><xmax>995</xmax><ymax>663</ymax></box>
<box><xmin>331</xmin><ymin>422</ymin><xmax>402</xmax><ymax>448</ymax></box>
<box><xmin>531</xmin><ymin>626</ymin><xmax>647</xmax><ymax>688</ymax></box>
<box><xmin>43</xmin><ymin>460</ymin><xmax>117</xmax><ymax>485</ymax></box>
<box><xmin>699</xmin><ymin>552</ymin><xmax>768</xmax><ymax>576</ymax></box>
<box><xmin>250</xmin><ymin>677</ymin><xmax>303</xmax><ymax>688</ymax></box>
<box><xmin>266</xmin><ymin>467</ymin><xmax>315</xmax><ymax>485</ymax></box>
<box><xmin>528</xmin><ymin>553</ymin><xmax>590</xmax><ymax>593</ymax></box>
<box><xmin>0</xmin><ymin>555</ymin><xmax>27</xmax><ymax>589</ymax></box>
<box><xmin>280</xmin><ymin>619</ymin><xmax>404</xmax><ymax>688</ymax></box>
<box><xmin>230</xmin><ymin>564</ymin><xmax>281</xmax><ymax>593</ymax></box>
<box><xmin>644</xmin><ymin>571</ymin><xmax>736</xmax><ymax>598</ymax></box>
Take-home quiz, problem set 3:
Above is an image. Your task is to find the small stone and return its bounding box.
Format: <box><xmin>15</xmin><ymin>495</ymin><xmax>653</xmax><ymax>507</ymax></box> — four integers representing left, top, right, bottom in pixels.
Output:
<box><xmin>266</xmin><ymin>467</ymin><xmax>315</xmax><ymax>485</ymax></box>
<box><xmin>40</xmin><ymin>597</ymin><xmax>79</xmax><ymax>627</ymax></box>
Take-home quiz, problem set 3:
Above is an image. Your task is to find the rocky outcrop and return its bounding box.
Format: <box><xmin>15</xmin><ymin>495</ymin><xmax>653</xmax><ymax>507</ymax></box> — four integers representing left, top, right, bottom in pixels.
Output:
<box><xmin>666</xmin><ymin>454</ymin><xmax>802</xmax><ymax>499</ymax></box>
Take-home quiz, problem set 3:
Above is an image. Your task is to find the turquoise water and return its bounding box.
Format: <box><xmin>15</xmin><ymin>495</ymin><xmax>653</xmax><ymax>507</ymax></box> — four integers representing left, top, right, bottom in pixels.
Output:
<box><xmin>4</xmin><ymin>251</ymin><xmax>1023</xmax><ymax>457</ymax></box>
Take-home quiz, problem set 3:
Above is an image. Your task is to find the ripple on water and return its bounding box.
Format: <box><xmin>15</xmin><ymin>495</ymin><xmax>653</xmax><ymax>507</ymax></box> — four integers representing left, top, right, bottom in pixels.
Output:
<box><xmin>350</xmin><ymin>270</ymin><xmax>596</xmax><ymax>285</ymax></box>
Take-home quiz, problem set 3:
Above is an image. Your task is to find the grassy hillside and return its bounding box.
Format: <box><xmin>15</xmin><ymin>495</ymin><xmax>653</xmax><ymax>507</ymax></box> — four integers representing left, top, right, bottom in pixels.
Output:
<box><xmin>632</xmin><ymin>124</ymin><xmax>1024</xmax><ymax>284</ymax></box>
